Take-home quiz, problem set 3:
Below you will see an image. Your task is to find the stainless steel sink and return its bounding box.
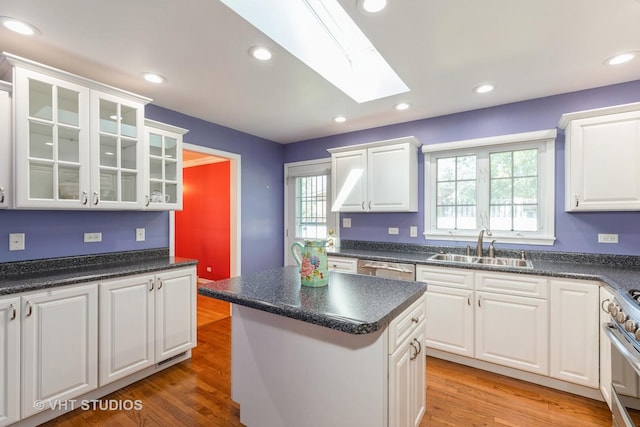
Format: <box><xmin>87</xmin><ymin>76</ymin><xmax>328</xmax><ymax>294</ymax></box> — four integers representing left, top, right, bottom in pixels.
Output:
<box><xmin>428</xmin><ymin>253</ymin><xmax>533</xmax><ymax>269</ymax></box>
<box><xmin>429</xmin><ymin>253</ymin><xmax>478</xmax><ymax>263</ymax></box>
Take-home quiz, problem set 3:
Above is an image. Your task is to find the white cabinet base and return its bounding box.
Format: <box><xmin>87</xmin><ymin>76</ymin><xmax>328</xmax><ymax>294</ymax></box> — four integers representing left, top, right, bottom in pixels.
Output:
<box><xmin>231</xmin><ymin>304</ymin><xmax>389</xmax><ymax>427</ymax></box>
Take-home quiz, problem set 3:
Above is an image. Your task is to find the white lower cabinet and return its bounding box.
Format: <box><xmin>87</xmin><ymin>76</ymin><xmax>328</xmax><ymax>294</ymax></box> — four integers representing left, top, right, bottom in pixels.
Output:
<box><xmin>549</xmin><ymin>279</ymin><xmax>599</xmax><ymax>387</ymax></box>
<box><xmin>327</xmin><ymin>256</ymin><xmax>358</xmax><ymax>273</ymax></box>
<box><xmin>418</xmin><ymin>265</ymin><xmax>601</xmax><ymax>389</ymax></box>
<box><xmin>0</xmin><ymin>296</ymin><xmax>20</xmax><ymax>427</ymax></box>
<box><xmin>475</xmin><ymin>291</ymin><xmax>548</xmax><ymax>375</ymax></box>
<box><xmin>21</xmin><ymin>284</ymin><xmax>98</xmax><ymax>418</ymax></box>
<box><xmin>99</xmin><ymin>267</ymin><xmax>196</xmax><ymax>386</ymax></box>
<box><xmin>388</xmin><ymin>295</ymin><xmax>426</xmax><ymax>427</ymax></box>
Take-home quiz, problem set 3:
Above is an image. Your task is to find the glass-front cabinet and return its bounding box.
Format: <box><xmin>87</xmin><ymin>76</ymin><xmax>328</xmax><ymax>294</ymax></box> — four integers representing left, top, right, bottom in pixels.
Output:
<box><xmin>91</xmin><ymin>92</ymin><xmax>145</xmax><ymax>209</ymax></box>
<box><xmin>0</xmin><ymin>81</ymin><xmax>11</xmax><ymax>209</ymax></box>
<box><xmin>13</xmin><ymin>67</ymin><xmax>91</xmax><ymax>209</ymax></box>
<box><xmin>6</xmin><ymin>53</ymin><xmax>149</xmax><ymax>209</ymax></box>
<box><xmin>144</xmin><ymin>119</ymin><xmax>187</xmax><ymax>210</ymax></box>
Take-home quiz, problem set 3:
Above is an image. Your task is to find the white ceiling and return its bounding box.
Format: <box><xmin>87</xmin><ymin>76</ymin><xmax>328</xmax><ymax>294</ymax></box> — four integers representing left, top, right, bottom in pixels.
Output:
<box><xmin>0</xmin><ymin>0</ymin><xmax>639</xmax><ymax>144</ymax></box>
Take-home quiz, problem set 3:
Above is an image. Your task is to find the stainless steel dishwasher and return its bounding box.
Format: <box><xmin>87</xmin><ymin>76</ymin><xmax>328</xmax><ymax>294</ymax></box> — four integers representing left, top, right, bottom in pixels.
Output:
<box><xmin>356</xmin><ymin>259</ymin><xmax>416</xmax><ymax>281</ymax></box>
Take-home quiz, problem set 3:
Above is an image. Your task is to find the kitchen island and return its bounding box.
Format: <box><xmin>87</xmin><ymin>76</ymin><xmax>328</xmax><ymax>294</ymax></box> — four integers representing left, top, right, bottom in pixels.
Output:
<box><xmin>198</xmin><ymin>266</ymin><xmax>427</xmax><ymax>427</ymax></box>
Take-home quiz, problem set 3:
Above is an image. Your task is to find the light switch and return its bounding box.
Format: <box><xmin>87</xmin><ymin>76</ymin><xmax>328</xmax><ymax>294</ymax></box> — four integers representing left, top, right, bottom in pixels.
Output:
<box><xmin>343</xmin><ymin>218</ymin><xmax>351</xmax><ymax>228</ymax></box>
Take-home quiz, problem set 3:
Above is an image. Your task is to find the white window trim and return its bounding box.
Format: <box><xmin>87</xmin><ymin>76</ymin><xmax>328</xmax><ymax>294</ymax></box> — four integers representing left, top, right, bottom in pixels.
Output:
<box><xmin>423</xmin><ymin>129</ymin><xmax>557</xmax><ymax>246</ymax></box>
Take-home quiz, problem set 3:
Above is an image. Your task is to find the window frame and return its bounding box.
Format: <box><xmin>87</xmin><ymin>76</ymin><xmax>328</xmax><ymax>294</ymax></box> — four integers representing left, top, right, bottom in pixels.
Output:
<box><xmin>423</xmin><ymin>129</ymin><xmax>557</xmax><ymax>246</ymax></box>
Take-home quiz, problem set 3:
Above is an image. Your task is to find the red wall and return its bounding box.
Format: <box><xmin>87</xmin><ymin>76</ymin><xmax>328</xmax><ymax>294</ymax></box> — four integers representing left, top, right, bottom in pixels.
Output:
<box><xmin>176</xmin><ymin>161</ymin><xmax>231</xmax><ymax>280</ymax></box>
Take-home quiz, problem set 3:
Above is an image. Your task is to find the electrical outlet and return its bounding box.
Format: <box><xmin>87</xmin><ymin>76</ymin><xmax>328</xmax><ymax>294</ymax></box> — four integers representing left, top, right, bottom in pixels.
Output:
<box><xmin>84</xmin><ymin>232</ymin><xmax>102</xmax><ymax>243</ymax></box>
<box><xmin>9</xmin><ymin>233</ymin><xmax>25</xmax><ymax>251</ymax></box>
<box><xmin>410</xmin><ymin>226</ymin><xmax>418</xmax><ymax>238</ymax></box>
<box><xmin>598</xmin><ymin>233</ymin><xmax>618</xmax><ymax>243</ymax></box>
<box><xmin>136</xmin><ymin>228</ymin><xmax>145</xmax><ymax>242</ymax></box>
<box><xmin>206</xmin><ymin>266</ymin><xmax>212</xmax><ymax>272</ymax></box>
<box><xmin>388</xmin><ymin>227</ymin><xmax>399</xmax><ymax>235</ymax></box>
<box><xmin>343</xmin><ymin>218</ymin><xmax>351</xmax><ymax>228</ymax></box>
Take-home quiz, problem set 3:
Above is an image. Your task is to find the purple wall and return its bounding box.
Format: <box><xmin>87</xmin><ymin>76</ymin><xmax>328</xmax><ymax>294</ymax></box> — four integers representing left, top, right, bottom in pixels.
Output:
<box><xmin>145</xmin><ymin>105</ymin><xmax>285</xmax><ymax>274</ymax></box>
<box><xmin>284</xmin><ymin>80</ymin><xmax>640</xmax><ymax>255</ymax></box>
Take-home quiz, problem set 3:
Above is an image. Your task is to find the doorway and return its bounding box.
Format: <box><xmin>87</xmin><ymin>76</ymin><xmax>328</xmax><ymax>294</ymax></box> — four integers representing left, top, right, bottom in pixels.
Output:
<box><xmin>170</xmin><ymin>143</ymin><xmax>241</xmax><ymax>278</ymax></box>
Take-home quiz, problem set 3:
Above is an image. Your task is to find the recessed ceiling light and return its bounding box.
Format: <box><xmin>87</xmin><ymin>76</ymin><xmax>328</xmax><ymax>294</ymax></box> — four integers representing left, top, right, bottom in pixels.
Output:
<box><xmin>249</xmin><ymin>46</ymin><xmax>272</xmax><ymax>61</ymax></box>
<box><xmin>605</xmin><ymin>52</ymin><xmax>638</xmax><ymax>66</ymax></box>
<box><xmin>334</xmin><ymin>116</ymin><xmax>347</xmax><ymax>123</ymax></box>
<box><xmin>1</xmin><ymin>17</ymin><xmax>40</xmax><ymax>36</ymax></box>
<box><xmin>473</xmin><ymin>84</ymin><xmax>494</xmax><ymax>94</ymax></box>
<box><xmin>359</xmin><ymin>0</ymin><xmax>387</xmax><ymax>13</ymax></box>
<box><xmin>395</xmin><ymin>102</ymin><xmax>410</xmax><ymax>111</ymax></box>
<box><xmin>142</xmin><ymin>72</ymin><xmax>167</xmax><ymax>84</ymax></box>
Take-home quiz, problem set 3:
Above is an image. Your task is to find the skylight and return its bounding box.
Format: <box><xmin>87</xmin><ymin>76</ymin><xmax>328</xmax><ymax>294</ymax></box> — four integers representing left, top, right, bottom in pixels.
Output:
<box><xmin>221</xmin><ymin>0</ymin><xmax>409</xmax><ymax>103</ymax></box>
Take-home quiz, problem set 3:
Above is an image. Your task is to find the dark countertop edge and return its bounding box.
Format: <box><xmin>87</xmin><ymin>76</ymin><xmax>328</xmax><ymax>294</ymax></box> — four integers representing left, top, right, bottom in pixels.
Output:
<box><xmin>0</xmin><ymin>256</ymin><xmax>197</xmax><ymax>296</ymax></box>
<box><xmin>327</xmin><ymin>246</ymin><xmax>639</xmax><ymax>294</ymax></box>
<box><xmin>198</xmin><ymin>279</ymin><xmax>426</xmax><ymax>335</ymax></box>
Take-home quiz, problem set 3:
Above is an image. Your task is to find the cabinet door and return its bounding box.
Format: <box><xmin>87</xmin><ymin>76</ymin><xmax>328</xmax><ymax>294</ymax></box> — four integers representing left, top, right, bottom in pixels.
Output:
<box><xmin>99</xmin><ymin>274</ymin><xmax>155</xmax><ymax>386</ymax></box>
<box><xmin>425</xmin><ymin>286</ymin><xmax>474</xmax><ymax>357</ymax></box>
<box><xmin>13</xmin><ymin>67</ymin><xmax>91</xmax><ymax>209</ymax></box>
<box><xmin>155</xmin><ymin>268</ymin><xmax>197</xmax><ymax>362</ymax></box>
<box><xmin>21</xmin><ymin>284</ymin><xmax>98</xmax><ymax>418</ymax></box>
<box><xmin>566</xmin><ymin>110</ymin><xmax>640</xmax><ymax>211</ymax></box>
<box><xmin>549</xmin><ymin>279</ymin><xmax>599</xmax><ymax>388</ymax></box>
<box><xmin>144</xmin><ymin>121</ymin><xmax>185</xmax><ymax>211</ymax></box>
<box><xmin>330</xmin><ymin>148</ymin><xmax>367</xmax><ymax>212</ymax></box>
<box><xmin>0</xmin><ymin>83</ymin><xmax>11</xmax><ymax>209</ymax></box>
<box><xmin>368</xmin><ymin>143</ymin><xmax>417</xmax><ymax>212</ymax></box>
<box><xmin>475</xmin><ymin>291</ymin><xmax>548</xmax><ymax>375</ymax></box>
<box><xmin>90</xmin><ymin>90</ymin><xmax>145</xmax><ymax>209</ymax></box>
<box><xmin>0</xmin><ymin>297</ymin><xmax>20</xmax><ymax>427</ymax></box>
<box><xmin>389</xmin><ymin>324</ymin><xmax>426</xmax><ymax>427</ymax></box>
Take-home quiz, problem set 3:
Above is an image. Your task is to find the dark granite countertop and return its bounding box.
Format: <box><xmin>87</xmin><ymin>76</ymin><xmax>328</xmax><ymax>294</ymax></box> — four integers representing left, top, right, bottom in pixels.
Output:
<box><xmin>198</xmin><ymin>266</ymin><xmax>426</xmax><ymax>335</ymax></box>
<box><xmin>327</xmin><ymin>245</ymin><xmax>640</xmax><ymax>295</ymax></box>
<box><xmin>0</xmin><ymin>249</ymin><xmax>197</xmax><ymax>296</ymax></box>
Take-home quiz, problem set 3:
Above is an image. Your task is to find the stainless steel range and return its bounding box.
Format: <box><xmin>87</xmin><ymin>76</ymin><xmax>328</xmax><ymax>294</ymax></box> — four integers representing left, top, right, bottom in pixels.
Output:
<box><xmin>603</xmin><ymin>289</ymin><xmax>640</xmax><ymax>427</ymax></box>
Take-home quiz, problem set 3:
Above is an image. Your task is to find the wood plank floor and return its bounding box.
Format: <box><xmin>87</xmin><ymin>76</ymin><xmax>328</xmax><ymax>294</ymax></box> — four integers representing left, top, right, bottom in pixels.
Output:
<box><xmin>43</xmin><ymin>296</ymin><xmax>612</xmax><ymax>427</ymax></box>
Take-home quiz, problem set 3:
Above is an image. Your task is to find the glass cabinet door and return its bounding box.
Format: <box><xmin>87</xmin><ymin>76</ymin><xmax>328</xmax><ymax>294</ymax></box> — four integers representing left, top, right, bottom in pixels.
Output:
<box><xmin>145</xmin><ymin>121</ymin><xmax>185</xmax><ymax>210</ymax></box>
<box><xmin>13</xmin><ymin>67</ymin><xmax>90</xmax><ymax>208</ymax></box>
<box><xmin>92</xmin><ymin>92</ymin><xmax>144</xmax><ymax>208</ymax></box>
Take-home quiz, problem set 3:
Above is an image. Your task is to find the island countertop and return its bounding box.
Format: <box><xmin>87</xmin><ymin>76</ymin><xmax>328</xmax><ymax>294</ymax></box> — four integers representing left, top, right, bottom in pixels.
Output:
<box><xmin>198</xmin><ymin>266</ymin><xmax>427</xmax><ymax>335</ymax></box>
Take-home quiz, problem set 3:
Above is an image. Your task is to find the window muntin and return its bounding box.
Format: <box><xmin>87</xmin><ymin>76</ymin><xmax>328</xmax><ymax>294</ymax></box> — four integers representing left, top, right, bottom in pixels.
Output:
<box><xmin>435</xmin><ymin>155</ymin><xmax>477</xmax><ymax>230</ymax></box>
<box><xmin>295</xmin><ymin>175</ymin><xmax>327</xmax><ymax>239</ymax></box>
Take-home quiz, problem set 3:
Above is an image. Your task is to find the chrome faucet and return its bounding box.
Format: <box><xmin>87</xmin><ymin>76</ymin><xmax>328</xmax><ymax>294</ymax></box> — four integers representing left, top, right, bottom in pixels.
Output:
<box><xmin>476</xmin><ymin>229</ymin><xmax>492</xmax><ymax>257</ymax></box>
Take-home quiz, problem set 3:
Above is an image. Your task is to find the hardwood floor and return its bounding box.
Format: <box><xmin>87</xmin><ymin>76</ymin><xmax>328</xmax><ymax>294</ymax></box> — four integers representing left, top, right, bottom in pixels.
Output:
<box><xmin>43</xmin><ymin>297</ymin><xmax>612</xmax><ymax>427</ymax></box>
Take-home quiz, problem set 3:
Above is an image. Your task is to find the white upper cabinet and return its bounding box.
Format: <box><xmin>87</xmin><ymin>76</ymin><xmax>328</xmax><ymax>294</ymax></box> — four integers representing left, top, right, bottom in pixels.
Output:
<box><xmin>144</xmin><ymin>120</ymin><xmax>187</xmax><ymax>210</ymax></box>
<box><xmin>0</xmin><ymin>81</ymin><xmax>11</xmax><ymax>209</ymax></box>
<box><xmin>328</xmin><ymin>136</ymin><xmax>420</xmax><ymax>212</ymax></box>
<box><xmin>4</xmin><ymin>53</ymin><xmax>150</xmax><ymax>209</ymax></box>
<box><xmin>559</xmin><ymin>103</ymin><xmax>640</xmax><ymax>211</ymax></box>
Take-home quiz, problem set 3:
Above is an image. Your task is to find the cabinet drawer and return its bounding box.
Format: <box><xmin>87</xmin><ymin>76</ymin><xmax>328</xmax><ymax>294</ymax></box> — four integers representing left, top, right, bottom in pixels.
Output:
<box><xmin>327</xmin><ymin>256</ymin><xmax>358</xmax><ymax>273</ymax></box>
<box><xmin>389</xmin><ymin>294</ymin><xmax>425</xmax><ymax>353</ymax></box>
<box><xmin>416</xmin><ymin>265</ymin><xmax>474</xmax><ymax>290</ymax></box>
<box><xmin>475</xmin><ymin>272</ymin><xmax>548</xmax><ymax>298</ymax></box>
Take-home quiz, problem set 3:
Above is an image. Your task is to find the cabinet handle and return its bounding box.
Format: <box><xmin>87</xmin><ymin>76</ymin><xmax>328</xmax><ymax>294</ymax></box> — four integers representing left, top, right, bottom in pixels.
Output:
<box><xmin>145</xmin><ymin>195</ymin><xmax>150</xmax><ymax>207</ymax></box>
<box><xmin>411</xmin><ymin>317</ymin><xmax>419</xmax><ymax>323</ymax></box>
<box><xmin>149</xmin><ymin>278</ymin><xmax>155</xmax><ymax>291</ymax></box>
<box><xmin>81</xmin><ymin>191</ymin><xmax>88</xmax><ymax>205</ymax></box>
<box><xmin>410</xmin><ymin>341</ymin><xmax>418</xmax><ymax>360</ymax></box>
<box><xmin>575</xmin><ymin>195</ymin><xmax>579</xmax><ymax>208</ymax></box>
<box><xmin>478</xmin><ymin>296</ymin><xmax>481</xmax><ymax>308</ymax></box>
<box><xmin>0</xmin><ymin>187</ymin><xmax>4</xmax><ymax>204</ymax></box>
<box><xmin>368</xmin><ymin>201</ymin><xmax>371</xmax><ymax>210</ymax></box>
<box><xmin>414</xmin><ymin>338</ymin><xmax>422</xmax><ymax>356</ymax></box>
<box><xmin>26</xmin><ymin>301</ymin><xmax>33</xmax><ymax>317</ymax></box>
<box><xmin>361</xmin><ymin>201</ymin><xmax>365</xmax><ymax>210</ymax></box>
<box><xmin>10</xmin><ymin>303</ymin><xmax>16</xmax><ymax>320</ymax></box>
<box><xmin>601</xmin><ymin>298</ymin><xmax>611</xmax><ymax>313</ymax></box>
<box><xmin>467</xmin><ymin>296</ymin><xmax>471</xmax><ymax>306</ymax></box>
<box><xmin>158</xmin><ymin>279</ymin><xmax>163</xmax><ymax>290</ymax></box>
<box><xmin>93</xmin><ymin>191</ymin><xmax>99</xmax><ymax>206</ymax></box>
